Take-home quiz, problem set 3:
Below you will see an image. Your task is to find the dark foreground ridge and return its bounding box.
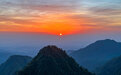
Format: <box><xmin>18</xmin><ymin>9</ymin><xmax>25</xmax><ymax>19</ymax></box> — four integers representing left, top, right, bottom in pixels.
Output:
<box><xmin>17</xmin><ymin>45</ymin><xmax>94</xmax><ymax>75</ymax></box>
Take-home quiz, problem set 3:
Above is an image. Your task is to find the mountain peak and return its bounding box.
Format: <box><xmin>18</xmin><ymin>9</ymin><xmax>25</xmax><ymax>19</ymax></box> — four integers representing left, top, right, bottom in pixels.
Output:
<box><xmin>86</xmin><ymin>39</ymin><xmax>118</xmax><ymax>48</ymax></box>
<box><xmin>37</xmin><ymin>45</ymin><xmax>67</xmax><ymax>57</ymax></box>
<box><xmin>41</xmin><ymin>45</ymin><xmax>63</xmax><ymax>52</ymax></box>
<box><xmin>17</xmin><ymin>45</ymin><xmax>93</xmax><ymax>75</ymax></box>
<box><xmin>9</xmin><ymin>55</ymin><xmax>32</xmax><ymax>60</ymax></box>
<box><xmin>95</xmin><ymin>39</ymin><xmax>117</xmax><ymax>43</ymax></box>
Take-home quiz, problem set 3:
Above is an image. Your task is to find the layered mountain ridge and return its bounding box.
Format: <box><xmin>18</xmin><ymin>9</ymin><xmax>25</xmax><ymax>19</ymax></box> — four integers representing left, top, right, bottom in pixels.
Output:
<box><xmin>70</xmin><ymin>39</ymin><xmax>121</xmax><ymax>71</ymax></box>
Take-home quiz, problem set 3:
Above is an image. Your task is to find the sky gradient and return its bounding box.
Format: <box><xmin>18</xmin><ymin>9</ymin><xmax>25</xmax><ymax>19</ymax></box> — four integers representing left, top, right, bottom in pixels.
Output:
<box><xmin>0</xmin><ymin>0</ymin><xmax>121</xmax><ymax>35</ymax></box>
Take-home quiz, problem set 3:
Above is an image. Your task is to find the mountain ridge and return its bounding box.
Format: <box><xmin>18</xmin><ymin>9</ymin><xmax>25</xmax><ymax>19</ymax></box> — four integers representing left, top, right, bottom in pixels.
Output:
<box><xmin>70</xmin><ymin>39</ymin><xmax>121</xmax><ymax>71</ymax></box>
<box><xmin>17</xmin><ymin>45</ymin><xmax>93</xmax><ymax>75</ymax></box>
<box><xmin>0</xmin><ymin>55</ymin><xmax>32</xmax><ymax>75</ymax></box>
<box><xmin>96</xmin><ymin>55</ymin><xmax>121</xmax><ymax>75</ymax></box>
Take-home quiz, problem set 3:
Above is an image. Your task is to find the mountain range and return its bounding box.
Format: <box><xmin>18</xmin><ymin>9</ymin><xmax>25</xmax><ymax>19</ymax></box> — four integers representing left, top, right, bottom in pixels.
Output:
<box><xmin>70</xmin><ymin>39</ymin><xmax>121</xmax><ymax>71</ymax></box>
<box><xmin>1</xmin><ymin>39</ymin><xmax>121</xmax><ymax>75</ymax></box>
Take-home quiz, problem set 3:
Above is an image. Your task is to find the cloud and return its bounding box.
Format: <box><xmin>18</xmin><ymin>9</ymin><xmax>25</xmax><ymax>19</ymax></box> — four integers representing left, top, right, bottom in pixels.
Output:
<box><xmin>89</xmin><ymin>6</ymin><xmax>121</xmax><ymax>15</ymax></box>
<box><xmin>0</xmin><ymin>0</ymin><xmax>121</xmax><ymax>33</ymax></box>
<box><xmin>0</xmin><ymin>0</ymin><xmax>81</xmax><ymax>13</ymax></box>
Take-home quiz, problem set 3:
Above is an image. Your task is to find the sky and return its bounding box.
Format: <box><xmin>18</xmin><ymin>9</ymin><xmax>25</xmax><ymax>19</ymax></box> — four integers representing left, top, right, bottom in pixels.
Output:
<box><xmin>0</xmin><ymin>0</ymin><xmax>121</xmax><ymax>54</ymax></box>
<box><xmin>0</xmin><ymin>0</ymin><xmax>121</xmax><ymax>35</ymax></box>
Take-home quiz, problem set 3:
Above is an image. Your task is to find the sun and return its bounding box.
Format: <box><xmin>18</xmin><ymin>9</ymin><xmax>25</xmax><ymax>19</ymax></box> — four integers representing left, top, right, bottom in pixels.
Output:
<box><xmin>59</xmin><ymin>33</ymin><xmax>63</xmax><ymax>36</ymax></box>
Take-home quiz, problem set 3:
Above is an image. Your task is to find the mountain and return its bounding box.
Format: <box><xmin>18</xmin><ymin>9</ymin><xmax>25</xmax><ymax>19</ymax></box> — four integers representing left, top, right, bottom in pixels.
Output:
<box><xmin>0</xmin><ymin>55</ymin><xmax>32</xmax><ymax>75</ymax></box>
<box><xmin>17</xmin><ymin>45</ymin><xmax>93</xmax><ymax>75</ymax></box>
<box><xmin>0</xmin><ymin>48</ymin><xmax>13</xmax><ymax>64</ymax></box>
<box><xmin>0</xmin><ymin>51</ymin><xmax>12</xmax><ymax>64</ymax></box>
<box><xmin>96</xmin><ymin>55</ymin><xmax>121</xmax><ymax>75</ymax></box>
<box><xmin>70</xmin><ymin>39</ymin><xmax>121</xmax><ymax>71</ymax></box>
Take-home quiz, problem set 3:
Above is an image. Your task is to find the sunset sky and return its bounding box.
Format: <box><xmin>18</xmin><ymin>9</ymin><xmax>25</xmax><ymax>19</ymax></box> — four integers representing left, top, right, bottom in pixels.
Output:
<box><xmin>0</xmin><ymin>0</ymin><xmax>121</xmax><ymax>35</ymax></box>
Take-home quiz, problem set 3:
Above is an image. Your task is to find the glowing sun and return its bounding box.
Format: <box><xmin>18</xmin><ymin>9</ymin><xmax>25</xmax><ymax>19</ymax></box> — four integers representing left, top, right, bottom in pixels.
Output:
<box><xmin>59</xmin><ymin>33</ymin><xmax>63</xmax><ymax>36</ymax></box>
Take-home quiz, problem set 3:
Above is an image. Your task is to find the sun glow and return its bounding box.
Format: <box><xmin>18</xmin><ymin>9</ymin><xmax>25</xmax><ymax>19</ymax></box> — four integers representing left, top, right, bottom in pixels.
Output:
<box><xmin>0</xmin><ymin>13</ymin><xmax>87</xmax><ymax>35</ymax></box>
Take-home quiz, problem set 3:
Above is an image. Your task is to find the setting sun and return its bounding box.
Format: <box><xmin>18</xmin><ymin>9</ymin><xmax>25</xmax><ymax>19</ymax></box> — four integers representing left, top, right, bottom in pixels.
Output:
<box><xmin>59</xmin><ymin>33</ymin><xmax>63</xmax><ymax>36</ymax></box>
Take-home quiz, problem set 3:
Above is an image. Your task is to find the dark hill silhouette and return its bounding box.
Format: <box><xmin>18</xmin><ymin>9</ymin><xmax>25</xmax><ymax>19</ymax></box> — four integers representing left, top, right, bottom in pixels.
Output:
<box><xmin>96</xmin><ymin>55</ymin><xmax>121</xmax><ymax>75</ymax></box>
<box><xmin>17</xmin><ymin>45</ymin><xmax>93</xmax><ymax>75</ymax></box>
<box><xmin>0</xmin><ymin>55</ymin><xmax>32</xmax><ymax>75</ymax></box>
<box><xmin>70</xmin><ymin>39</ymin><xmax>121</xmax><ymax>71</ymax></box>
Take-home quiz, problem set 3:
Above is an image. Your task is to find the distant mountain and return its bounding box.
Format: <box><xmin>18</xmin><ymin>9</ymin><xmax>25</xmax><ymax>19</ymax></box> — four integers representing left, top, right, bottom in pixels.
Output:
<box><xmin>0</xmin><ymin>49</ymin><xmax>13</xmax><ymax>64</ymax></box>
<box><xmin>0</xmin><ymin>55</ymin><xmax>32</xmax><ymax>75</ymax></box>
<box><xmin>17</xmin><ymin>45</ymin><xmax>93</xmax><ymax>75</ymax></box>
<box><xmin>96</xmin><ymin>55</ymin><xmax>121</xmax><ymax>75</ymax></box>
<box><xmin>70</xmin><ymin>39</ymin><xmax>121</xmax><ymax>71</ymax></box>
